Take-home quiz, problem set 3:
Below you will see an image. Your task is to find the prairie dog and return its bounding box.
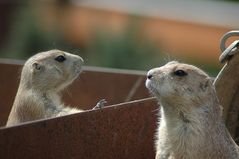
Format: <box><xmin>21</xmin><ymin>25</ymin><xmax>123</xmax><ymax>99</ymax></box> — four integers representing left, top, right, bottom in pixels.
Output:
<box><xmin>6</xmin><ymin>50</ymin><xmax>85</xmax><ymax>126</ymax></box>
<box><xmin>146</xmin><ymin>61</ymin><xmax>239</xmax><ymax>159</ymax></box>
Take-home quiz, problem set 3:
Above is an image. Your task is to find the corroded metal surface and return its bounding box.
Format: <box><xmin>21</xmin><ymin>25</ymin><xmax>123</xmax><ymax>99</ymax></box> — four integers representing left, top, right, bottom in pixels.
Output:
<box><xmin>64</xmin><ymin>68</ymin><xmax>148</xmax><ymax>109</ymax></box>
<box><xmin>0</xmin><ymin>98</ymin><xmax>158</xmax><ymax>159</ymax></box>
<box><xmin>0</xmin><ymin>63</ymin><xmax>20</xmax><ymax>126</ymax></box>
<box><xmin>214</xmin><ymin>51</ymin><xmax>239</xmax><ymax>140</ymax></box>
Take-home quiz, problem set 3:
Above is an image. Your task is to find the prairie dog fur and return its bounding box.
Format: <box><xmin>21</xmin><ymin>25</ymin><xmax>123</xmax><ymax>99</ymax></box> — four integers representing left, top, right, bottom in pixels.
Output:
<box><xmin>6</xmin><ymin>50</ymin><xmax>84</xmax><ymax>126</ymax></box>
<box><xmin>146</xmin><ymin>61</ymin><xmax>239</xmax><ymax>159</ymax></box>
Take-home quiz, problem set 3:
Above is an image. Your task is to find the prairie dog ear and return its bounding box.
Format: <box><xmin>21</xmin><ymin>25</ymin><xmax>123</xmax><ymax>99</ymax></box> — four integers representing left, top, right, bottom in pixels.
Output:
<box><xmin>199</xmin><ymin>77</ymin><xmax>212</xmax><ymax>92</ymax></box>
<box><xmin>32</xmin><ymin>62</ymin><xmax>44</xmax><ymax>72</ymax></box>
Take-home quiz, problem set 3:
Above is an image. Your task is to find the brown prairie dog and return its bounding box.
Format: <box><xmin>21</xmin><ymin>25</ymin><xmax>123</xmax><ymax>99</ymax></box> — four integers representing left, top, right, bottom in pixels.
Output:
<box><xmin>6</xmin><ymin>50</ymin><xmax>85</xmax><ymax>127</ymax></box>
<box><xmin>145</xmin><ymin>61</ymin><xmax>239</xmax><ymax>159</ymax></box>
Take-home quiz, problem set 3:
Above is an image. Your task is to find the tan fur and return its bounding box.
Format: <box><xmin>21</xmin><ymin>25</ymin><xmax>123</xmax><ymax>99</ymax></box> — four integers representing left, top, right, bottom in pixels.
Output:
<box><xmin>6</xmin><ymin>50</ymin><xmax>84</xmax><ymax>126</ymax></box>
<box><xmin>146</xmin><ymin>61</ymin><xmax>239</xmax><ymax>159</ymax></box>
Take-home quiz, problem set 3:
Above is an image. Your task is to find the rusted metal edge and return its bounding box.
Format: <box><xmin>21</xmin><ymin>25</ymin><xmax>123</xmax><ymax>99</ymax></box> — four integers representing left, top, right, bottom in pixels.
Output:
<box><xmin>0</xmin><ymin>58</ymin><xmax>24</xmax><ymax>65</ymax></box>
<box><xmin>0</xmin><ymin>97</ymin><xmax>157</xmax><ymax>130</ymax></box>
<box><xmin>83</xmin><ymin>66</ymin><xmax>146</xmax><ymax>76</ymax></box>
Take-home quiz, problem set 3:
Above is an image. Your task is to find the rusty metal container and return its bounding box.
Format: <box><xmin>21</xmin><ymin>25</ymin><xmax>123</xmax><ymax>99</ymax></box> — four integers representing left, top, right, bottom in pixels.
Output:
<box><xmin>0</xmin><ymin>59</ymin><xmax>158</xmax><ymax>159</ymax></box>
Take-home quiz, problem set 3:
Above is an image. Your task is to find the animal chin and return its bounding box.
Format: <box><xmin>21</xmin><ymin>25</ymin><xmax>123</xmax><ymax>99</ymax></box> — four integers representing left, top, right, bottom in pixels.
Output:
<box><xmin>146</xmin><ymin>80</ymin><xmax>160</xmax><ymax>97</ymax></box>
<box><xmin>150</xmin><ymin>88</ymin><xmax>160</xmax><ymax>97</ymax></box>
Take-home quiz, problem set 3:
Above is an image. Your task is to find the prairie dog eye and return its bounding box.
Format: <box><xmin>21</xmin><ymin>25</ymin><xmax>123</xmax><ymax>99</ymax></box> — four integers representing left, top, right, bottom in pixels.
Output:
<box><xmin>174</xmin><ymin>70</ymin><xmax>188</xmax><ymax>76</ymax></box>
<box><xmin>55</xmin><ymin>55</ymin><xmax>66</xmax><ymax>62</ymax></box>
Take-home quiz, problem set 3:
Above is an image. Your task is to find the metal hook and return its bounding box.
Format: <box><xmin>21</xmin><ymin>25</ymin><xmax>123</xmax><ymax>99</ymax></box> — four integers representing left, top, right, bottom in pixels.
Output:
<box><xmin>220</xmin><ymin>30</ymin><xmax>239</xmax><ymax>52</ymax></box>
<box><xmin>219</xmin><ymin>31</ymin><xmax>239</xmax><ymax>63</ymax></box>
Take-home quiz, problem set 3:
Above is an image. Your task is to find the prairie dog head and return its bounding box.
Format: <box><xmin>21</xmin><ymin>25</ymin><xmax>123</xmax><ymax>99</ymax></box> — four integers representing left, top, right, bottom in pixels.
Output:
<box><xmin>21</xmin><ymin>50</ymin><xmax>84</xmax><ymax>92</ymax></box>
<box><xmin>146</xmin><ymin>61</ymin><xmax>213</xmax><ymax>106</ymax></box>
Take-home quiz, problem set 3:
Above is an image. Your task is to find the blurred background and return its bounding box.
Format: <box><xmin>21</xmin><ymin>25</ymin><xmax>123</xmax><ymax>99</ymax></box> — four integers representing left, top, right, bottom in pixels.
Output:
<box><xmin>0</xmin><ymin>0</ymin><xmax>239</xmax><ymax>75</ymax></box>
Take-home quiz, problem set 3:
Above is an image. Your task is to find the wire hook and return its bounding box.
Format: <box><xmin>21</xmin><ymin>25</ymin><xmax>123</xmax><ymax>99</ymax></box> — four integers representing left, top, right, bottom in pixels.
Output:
<box><xmin>220</xmin><ymin>30</ymin><xmax>239</xmax><ymax>52</ymax></box>
<box><xmin>219</xmin><ymin>30</ymin><xmax>239</xmax><ymax>63</ymax></box>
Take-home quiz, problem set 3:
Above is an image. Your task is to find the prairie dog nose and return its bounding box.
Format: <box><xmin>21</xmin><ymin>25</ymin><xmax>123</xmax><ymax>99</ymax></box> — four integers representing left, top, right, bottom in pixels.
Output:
<box><xmin>74</xmin><ymin>54</ymin><xmax>84</xmax><ymax>65</ymax></box>
<box><xmin>147</xmin><ymin>67</ymin><xmax>165</xmax><ymax>80</ymax></box>
<box><xmin>147</xmin><ymin>73</ymin><xmax>153</xmax><ymax>80</ymax></box>
<box><xmin>72</xmin><ymin>55</ymin><xmax>84</xmax><ymax>69</ymax></box>
<box><xmin>147</xmin><ymin>69</ymin><xmax>156</xmax><ymax>80</ymax></box>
